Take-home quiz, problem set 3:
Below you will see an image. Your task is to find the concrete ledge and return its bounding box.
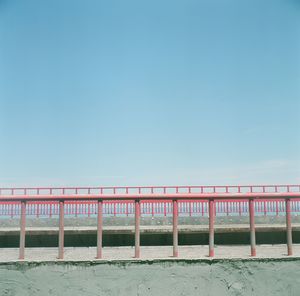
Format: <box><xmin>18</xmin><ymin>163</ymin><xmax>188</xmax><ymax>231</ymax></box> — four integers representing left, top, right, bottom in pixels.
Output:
<box><xmin>2</xmin><ymin>256</ymin><xmax>300</xmax><ymax>266</ymax></box>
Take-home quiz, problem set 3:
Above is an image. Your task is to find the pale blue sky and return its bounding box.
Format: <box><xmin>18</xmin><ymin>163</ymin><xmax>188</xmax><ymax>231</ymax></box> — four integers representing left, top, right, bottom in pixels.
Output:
<box><xmin>0</xmin><ymin>0</ymin><xmax>300</xmax><ymax>187</ymax></box>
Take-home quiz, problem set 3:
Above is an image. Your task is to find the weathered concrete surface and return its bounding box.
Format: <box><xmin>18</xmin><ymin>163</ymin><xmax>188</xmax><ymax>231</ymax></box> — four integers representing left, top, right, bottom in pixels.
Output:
<box><xmin>0</xmin><ymin>257</ymin><xmax>300</xmax><ymax>296</ymax></box>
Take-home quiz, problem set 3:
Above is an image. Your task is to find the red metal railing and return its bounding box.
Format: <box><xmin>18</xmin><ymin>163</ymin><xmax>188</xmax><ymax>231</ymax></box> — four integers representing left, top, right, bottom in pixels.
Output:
<box><xmin>0</xmin><ymin>184</ymin><xmax>300</xmax><ymax>260</ymax></box>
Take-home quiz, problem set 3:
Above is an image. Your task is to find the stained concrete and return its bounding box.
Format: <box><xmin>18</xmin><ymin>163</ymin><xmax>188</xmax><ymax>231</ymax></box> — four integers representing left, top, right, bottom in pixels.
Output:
<box><xmin>1</xmin><ymin>224</ymin><xmax>299</xmax><ymax>247</ymax></box>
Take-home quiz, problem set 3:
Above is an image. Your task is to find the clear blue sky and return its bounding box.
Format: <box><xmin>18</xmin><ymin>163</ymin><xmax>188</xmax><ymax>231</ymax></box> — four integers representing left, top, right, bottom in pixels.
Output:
<box><xmin>0</xmin><ymin>0</ymin><xmax>299</xmax><ymax>187</ymax></box>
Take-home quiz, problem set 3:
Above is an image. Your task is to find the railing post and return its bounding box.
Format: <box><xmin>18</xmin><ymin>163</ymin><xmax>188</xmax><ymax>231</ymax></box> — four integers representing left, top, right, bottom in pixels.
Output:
<box><xmin>286</xmin><ymin>198</ymin><xmax>293</xmax><ymax>256</ymax></box>
<box><xmin>96</xmin><ymin>200</ymin><xmax>103</xmax><ymax>259</ymax></box>
<box><xmin>19</xmin><ymin>201</ymin><xmax>26</xmax><ymax>260</ymax></box>
<box><xmin>58</xmin><ymin>201</ymin><xmax>64</xmax><ymax>260</ymax></box>
<box><xmin>135</xmin><ymin>199</ymin><xmax>140</xmax><ymax>258</ymax></box>
<box><xmin>209</xmin><ymin>199</ymin><xmax>215</xmax><ymax>257</ymax></box>
<box><xmin>249</xmin><ymin>198</ymin><xmax>256</xmax><ymax>256</ymax></box>
<box><xmin>173</xmin><ymin>199</ymin><xmax>178</xmax><ymax>257</ymax></box>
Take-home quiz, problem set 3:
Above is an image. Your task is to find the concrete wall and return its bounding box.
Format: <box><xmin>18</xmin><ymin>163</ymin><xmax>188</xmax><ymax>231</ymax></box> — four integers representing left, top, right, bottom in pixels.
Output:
<box><xmin>1</xmin><ymin>230</ymin><xmax>300</xmax><ymax>248</ymax></box>
<box><xmin>1</xmin><ymin>258</ymin><xmax>300</xmax><ymax>296</ymax></box>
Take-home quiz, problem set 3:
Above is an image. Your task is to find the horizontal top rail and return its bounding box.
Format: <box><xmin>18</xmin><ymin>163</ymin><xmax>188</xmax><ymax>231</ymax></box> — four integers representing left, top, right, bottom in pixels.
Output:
<box><xmin>0</xmin><ymin>192</ymin><xmax>300</xmax><ymax>202</ymax></box>
<box><xmin>0</xmin><ymin>184</ymin><xmax>300</xmax><ymax>196</ymax></box>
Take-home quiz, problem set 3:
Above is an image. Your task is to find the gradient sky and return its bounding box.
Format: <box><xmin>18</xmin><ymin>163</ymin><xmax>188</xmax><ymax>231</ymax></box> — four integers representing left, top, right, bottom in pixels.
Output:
<box><xmin>0</xmin><ymin>0</ymin><xmax>300</xmax><ymax>187</ymax></box>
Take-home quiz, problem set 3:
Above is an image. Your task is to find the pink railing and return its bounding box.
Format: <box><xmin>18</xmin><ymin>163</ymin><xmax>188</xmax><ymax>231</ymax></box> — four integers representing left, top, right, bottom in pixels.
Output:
<box><xmin>0</xmin><ymin>184</ymin><xmax>300</xmax><ymax>260</ymax></box>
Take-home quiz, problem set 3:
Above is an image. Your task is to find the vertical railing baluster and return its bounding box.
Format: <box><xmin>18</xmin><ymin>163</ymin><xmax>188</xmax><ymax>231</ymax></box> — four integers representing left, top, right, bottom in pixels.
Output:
<box><xmin>209</xmin><ymin>199</ymin><xmax>215</xmax><ymax>257</ymax></box>
<box><xmin>96</xmin><ymin>200</ymin><xmax>103</xmax><ymax>259</ymax></box>
<box><xmin>249</xmin><ymin>199</ymin><xmax>256</xmax><ymax>256</ymax></box>
<box><xmin>286</xmin><ymin>198</ymin><xmax>293</xmax><ymax>256</ymax></box>
<box><xmin>19</xmin><ymin>201</ymin><xmax>26</xmax><ymax>260</ymax></box>
<box><xmin>58</xmin><ymin>201</ymin><xmax>64</xmax><ymax>259</ymax></box>
<box><xmin>173</xmin><ymin>199</ymin><xmax>178</xmax><ymax>257</ymax></box>
<box><xmin>135</xmin><ymin>199</ymin><xmax>140</xmax><ymax>258</ymax></box>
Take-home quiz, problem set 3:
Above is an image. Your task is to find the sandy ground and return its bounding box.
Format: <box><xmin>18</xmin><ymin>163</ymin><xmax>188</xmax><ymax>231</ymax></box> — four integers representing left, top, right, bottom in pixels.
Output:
<box><xmin>0</xmin><ymin>244</ymin><xmax>299</xmax><ymax>262</ymax></box>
